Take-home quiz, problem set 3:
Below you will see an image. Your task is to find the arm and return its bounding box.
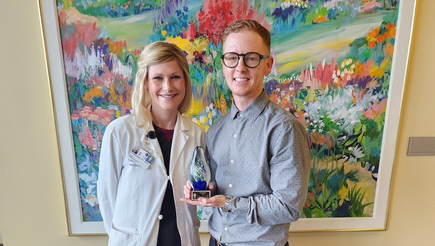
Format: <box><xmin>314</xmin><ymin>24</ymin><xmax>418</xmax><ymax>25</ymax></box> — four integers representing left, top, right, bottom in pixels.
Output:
<box><xmin>230</xmin><ymin>120</ymin><xmax>311</xmax><ymax>225</ymax></box>
<box><xmin>182</xmin><ymin>119</ymin><xmax>311</xmax><ymax>225</ymax></box>
<box><xmin>97</xmin><ymin>125</ymin><xmax>124</xmax><ymax>233</ymax></box>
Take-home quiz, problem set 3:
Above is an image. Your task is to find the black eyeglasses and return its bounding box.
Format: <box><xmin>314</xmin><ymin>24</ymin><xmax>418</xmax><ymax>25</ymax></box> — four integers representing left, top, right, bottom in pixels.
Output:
<box><xmin>221</xmin><ymin>52</ymin><xmax>270</xmax><ymax>68</ymax></box>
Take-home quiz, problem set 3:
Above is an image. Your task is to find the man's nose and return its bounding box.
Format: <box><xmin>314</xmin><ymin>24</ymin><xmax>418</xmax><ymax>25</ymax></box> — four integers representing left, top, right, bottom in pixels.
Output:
<box><xmin>236</xmin><ymin>56</ymin><xmax>247</xmax><ymax>70</ymax></box>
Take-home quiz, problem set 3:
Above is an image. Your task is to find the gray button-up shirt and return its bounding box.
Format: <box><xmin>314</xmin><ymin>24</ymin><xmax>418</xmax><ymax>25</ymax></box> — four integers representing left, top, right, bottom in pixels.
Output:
<box><xmin>206</xmin><ymin>91</ymin><xmax>311</xmax><ymax>246</ymax></box>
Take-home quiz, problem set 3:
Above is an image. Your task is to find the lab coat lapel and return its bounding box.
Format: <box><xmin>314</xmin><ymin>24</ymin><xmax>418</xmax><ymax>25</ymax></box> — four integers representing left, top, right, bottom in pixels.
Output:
<box><xmin>146</xmin><ymin>132</ymin><xmax>165</xmax><ymax>172</ymax></box>
<box><xmin>170</xmin><ymin>113</ymin><xmax>189</xmax><ymax>175</ymax></box>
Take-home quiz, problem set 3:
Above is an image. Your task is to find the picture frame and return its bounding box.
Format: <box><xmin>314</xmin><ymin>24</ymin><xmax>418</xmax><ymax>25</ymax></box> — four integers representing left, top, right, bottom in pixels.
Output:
<box><xmin>38</xmin><ymin>0</ymin><xmax>416</xmax><ymax>235</ymax></box>
<box><xmin>39</xmin><ymin>0</ymin><xmax>106</xmax><ymax>235</ymax></box>
<box><xmin>289</xmin><ymin>0</ymin><xmax>416</xmax><ymax>232</ymax></box>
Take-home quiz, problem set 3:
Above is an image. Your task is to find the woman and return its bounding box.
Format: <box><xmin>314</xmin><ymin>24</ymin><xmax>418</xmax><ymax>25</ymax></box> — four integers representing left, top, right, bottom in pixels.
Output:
<box><xmin>97</xmin><ymin>41</ymin><xmax>205</xmax><ymax>246</ymax></box>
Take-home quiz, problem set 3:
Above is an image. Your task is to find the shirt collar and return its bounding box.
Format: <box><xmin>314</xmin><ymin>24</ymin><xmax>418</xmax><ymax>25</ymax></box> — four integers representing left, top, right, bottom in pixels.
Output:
<box><xmin>230</xmin><ymin>90</ymin><xmax>269</xmax><ymax>120</ymax></box>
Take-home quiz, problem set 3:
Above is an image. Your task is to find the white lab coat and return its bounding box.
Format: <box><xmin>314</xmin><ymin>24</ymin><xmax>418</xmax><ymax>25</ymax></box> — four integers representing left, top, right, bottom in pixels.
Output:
<box><xmin>97</xmin><ymin>113</ymin><xmax>205</xmax><ymax>246</ymax></box>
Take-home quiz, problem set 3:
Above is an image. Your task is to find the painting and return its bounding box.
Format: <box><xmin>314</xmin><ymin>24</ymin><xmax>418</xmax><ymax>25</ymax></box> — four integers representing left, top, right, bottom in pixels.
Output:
<box><xmin>39</xmin><ymin>0</ymin><xmax>415</xmax><ymax>235</ymax></box>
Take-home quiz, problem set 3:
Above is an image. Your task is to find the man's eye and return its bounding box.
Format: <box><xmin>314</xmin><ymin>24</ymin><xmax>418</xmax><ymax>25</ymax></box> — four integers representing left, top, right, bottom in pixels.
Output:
<box><xmin>246</xmin><ymin>56</ymin><xmax>258</xmax><ymax>61</ymax></box>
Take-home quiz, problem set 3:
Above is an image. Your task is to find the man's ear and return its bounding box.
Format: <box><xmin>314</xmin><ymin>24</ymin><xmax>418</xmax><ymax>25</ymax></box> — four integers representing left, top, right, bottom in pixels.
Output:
<box><xmin>265</xmin><ymin>56</ymin><xmax>274</xmax><ymax>76</ymax></box>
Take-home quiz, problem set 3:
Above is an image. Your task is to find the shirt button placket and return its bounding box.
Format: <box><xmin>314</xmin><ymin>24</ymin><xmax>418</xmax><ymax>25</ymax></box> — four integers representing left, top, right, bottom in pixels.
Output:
<box><xmin>230</xmin><ymin>128</ymin><xmax>237</xmax><ymax>188</ymax></box>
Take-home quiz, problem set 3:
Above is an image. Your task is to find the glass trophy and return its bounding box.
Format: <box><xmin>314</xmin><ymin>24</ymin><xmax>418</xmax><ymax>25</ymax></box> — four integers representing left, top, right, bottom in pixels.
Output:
<box><xmin>189</xmin><ymin>146</ymin><xmax>211</xmax><ymax>200</ymax></box>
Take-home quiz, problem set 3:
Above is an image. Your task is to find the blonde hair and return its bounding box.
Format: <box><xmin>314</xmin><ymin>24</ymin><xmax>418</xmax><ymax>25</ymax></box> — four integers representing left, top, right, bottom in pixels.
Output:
<box><xmin>222</xmin><ymin>19</ymin><xmax>271</xmax><ymax>52</ymax></box>
<box><xmin>131</xmin><ymin>41</ymin><xmax>192</xmax><ymax>130</ymax></box>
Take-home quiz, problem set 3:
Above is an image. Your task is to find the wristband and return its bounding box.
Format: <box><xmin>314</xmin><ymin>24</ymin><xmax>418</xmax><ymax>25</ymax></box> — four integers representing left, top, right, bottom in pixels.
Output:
<box><xmin>221</xmin><ymin>196</ymin><xmax>233</xmax><ymax>213</ymax></box>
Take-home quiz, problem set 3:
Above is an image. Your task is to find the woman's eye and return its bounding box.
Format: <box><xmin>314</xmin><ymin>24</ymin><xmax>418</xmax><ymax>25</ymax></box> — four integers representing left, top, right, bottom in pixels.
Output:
<box><xmin>172</xmin><ymin>75</ymin><xmax>181</xmax><ymax>79</ymax></box>
<box><xmin>152</xmin><ymin>77</ymin><xmax>162</xmax><ymax>81</ymax></box>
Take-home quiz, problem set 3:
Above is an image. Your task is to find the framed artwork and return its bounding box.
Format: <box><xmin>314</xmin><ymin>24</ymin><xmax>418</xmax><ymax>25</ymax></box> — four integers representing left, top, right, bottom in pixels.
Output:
<box><xmin>39</xmin><ymin>0</ymin><xmax>415</xmax><ymax>235</ymax></box>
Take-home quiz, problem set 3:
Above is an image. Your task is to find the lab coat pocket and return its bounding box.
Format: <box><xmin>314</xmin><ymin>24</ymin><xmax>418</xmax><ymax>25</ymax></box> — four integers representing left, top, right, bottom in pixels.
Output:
<box><xmin>108</xmin><ymin>223</ymin><xmax>140</xmax><ymax>246</ymax></box>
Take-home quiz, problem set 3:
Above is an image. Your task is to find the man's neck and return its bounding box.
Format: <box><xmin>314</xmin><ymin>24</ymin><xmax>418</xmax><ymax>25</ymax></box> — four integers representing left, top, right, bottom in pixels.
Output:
<box><xmin>233</xmin><ymin>90</ymin><xmax>263</xmax><ymax>111</ymax></box>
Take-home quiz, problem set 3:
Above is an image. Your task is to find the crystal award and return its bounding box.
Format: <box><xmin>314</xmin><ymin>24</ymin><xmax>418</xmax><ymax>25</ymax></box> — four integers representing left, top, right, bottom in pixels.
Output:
<box><xmin>189</xmin><ymin>146</ymin><xmax>211</xmax><ymax>200</ymax></box>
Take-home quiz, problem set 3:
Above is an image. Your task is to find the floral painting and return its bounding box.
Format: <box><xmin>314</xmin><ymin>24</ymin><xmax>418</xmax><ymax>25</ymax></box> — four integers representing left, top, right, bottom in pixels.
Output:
<box><xmin>42</xmin><ymin>0</ymin><xmax>413</xmax><ymax>233</ymax></box>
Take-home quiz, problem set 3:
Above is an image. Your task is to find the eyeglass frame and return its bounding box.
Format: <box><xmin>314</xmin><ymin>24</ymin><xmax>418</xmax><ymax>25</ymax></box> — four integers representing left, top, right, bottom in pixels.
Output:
<box><xmin>220</xmin><ymin>52</ymin><xmax>270</xmax><ymax>69</ymax></box>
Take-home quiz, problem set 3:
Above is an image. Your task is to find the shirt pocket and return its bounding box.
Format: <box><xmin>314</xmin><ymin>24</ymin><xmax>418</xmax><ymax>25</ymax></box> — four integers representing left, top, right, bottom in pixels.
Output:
<box><xmin>108</xmin><ymin>223</ymin><xmax>140</xmax><ymax>246</ymax></box>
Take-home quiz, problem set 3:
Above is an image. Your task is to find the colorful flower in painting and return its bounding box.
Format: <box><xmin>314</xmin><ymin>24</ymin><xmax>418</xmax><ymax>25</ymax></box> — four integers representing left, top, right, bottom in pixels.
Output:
<box><xmin>56</xmin><ymin>0</ymin><xmax>402</xmax><ymax>220</ymax></box>
<box><xmin>195</xmin><ymin>0</ymin><xmax>269</xmax><ymax>45</ymax></box>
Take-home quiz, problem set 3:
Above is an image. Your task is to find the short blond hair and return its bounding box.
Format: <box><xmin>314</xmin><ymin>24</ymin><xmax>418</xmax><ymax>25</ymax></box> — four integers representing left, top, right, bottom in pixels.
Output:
<box><xmin>222</xmin><ymin>19</ymin><xmax>271</xmax><ymax>52</ymax></box>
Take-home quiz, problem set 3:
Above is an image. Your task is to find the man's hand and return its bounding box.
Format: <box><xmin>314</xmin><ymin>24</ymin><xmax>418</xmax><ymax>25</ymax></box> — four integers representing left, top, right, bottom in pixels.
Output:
<box><xmin>180</xmin><ymin>181</ymin><xmax>227</xmax><ymax>207</ymax></box>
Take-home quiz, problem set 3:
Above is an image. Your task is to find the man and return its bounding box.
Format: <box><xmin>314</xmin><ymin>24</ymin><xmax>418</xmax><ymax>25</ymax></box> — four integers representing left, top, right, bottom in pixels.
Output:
<box><xmin>181</xmin><ymin>19</ymin><xmax>311</xmax><ymax>246</ymax></box>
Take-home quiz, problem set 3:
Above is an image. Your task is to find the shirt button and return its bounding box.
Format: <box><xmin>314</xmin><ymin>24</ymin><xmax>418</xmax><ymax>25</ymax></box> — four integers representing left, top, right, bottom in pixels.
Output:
<box><xmin>233</xmin><ymin>134</ymin><xmax>237</xmax><ymax>138</ymax></box>
<box><xmin>230</xmin><ymin>160</ymin><xmax>234</xmax><ymax>164</ymax></box>
<box><xmin>158</xmin><ymin>215</ymin><xmax>163</xmax><ymax>220</ymax></box>
<box><xmin>229</xmin><ymin>184</ymin><xmax>233</xmax><ymax>188</ymax></box>
<box><xmin>224</xmin><ymin>227</ymin><xmax>228</xmax><ymax>231</ymax></box>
